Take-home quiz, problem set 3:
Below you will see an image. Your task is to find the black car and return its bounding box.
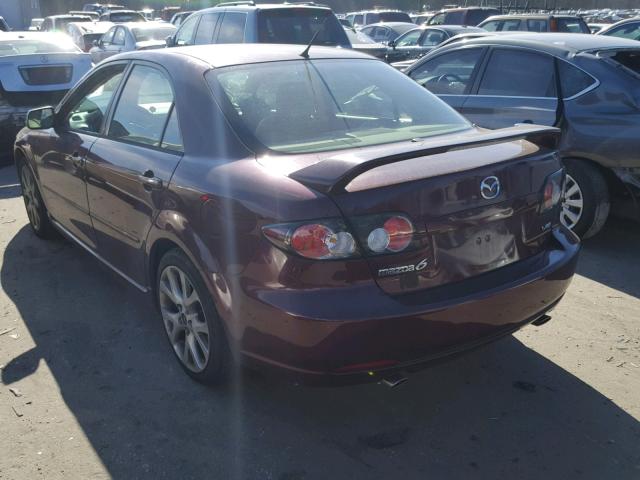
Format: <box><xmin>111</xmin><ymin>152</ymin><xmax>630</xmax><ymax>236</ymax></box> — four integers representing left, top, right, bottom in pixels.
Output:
<box><xmin>166</xmin><ymin>2</ymin><xmax>350</xmax><ymax>48</ymax></box>
<box><xmin>405</xmin><ymin>33</ymin><xmax>640</xmax><ymax>238</ymax></box>
<box><xmin>386</xmin><ymin>25</ymin><xmax>485</xmax><ymax>63</ymax></box>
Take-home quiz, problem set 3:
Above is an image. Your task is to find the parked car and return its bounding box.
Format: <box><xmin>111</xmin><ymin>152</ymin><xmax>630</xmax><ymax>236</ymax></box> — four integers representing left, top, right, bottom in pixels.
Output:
<box><xmin>99</xmin><ymin>10</ymin><xmax>147</xmax><ymax>23</ymax></box>
<box><xmin>67</xmin><ymin>21</ymin><xmax>114</xmax><ymax>53</ymax></box>
<box><xmin>478</xmin><ymin>14</ymin><xmax>591</xmax><ymax>33</ymax></box>
<box><xmin>40</xmin><ymin>15</ymin><xmax>93</xmax><ymax>33</ymax></box>
<box><xmin>28</xmin><ymin>18</ymin><xmax>44</xmax><ymax>31</ymax></box>
<box><xmin>405</xmin><ymin>33</ymin><xmax>640</xmax><ymax>238</ymax></box>
<box><xmin>343</xmin><ymin>27</ymin><xmax>387</xmax><ymax>59</ymax></box>
<box><xmin>166</xmin><ymin>3</ymin><xmax>350</xmax><ymax>49</ymax></box>
<box><xmin>386</xmin><ymin>25</ymin><xmax>485</xmax><ymax>63</ymax></box>
<box><xmin>597</xmin><ymin>18</ymin><xmax>640</xmax><ymax>40</ymax></box>
<box><xmin>14</xmin><ymin>44</ymin><xmax>578</xmax><ymax>385</ymax></box>
<box><xmin>0</xmin><ymin>17</ymin><xmax>10</xmax><ymax>32</ymax></box>
<box><xmin>345</xmin><ymin>10</ymin><xmax>412</xmax><ymax>28</ymax></box>
<box><xmin>359</xmin><ymin>22</ymin><xmax>417</xmax><ymax>45</ymax></box>
<box><xmin>0</xmin><ymin>33</ymin><xmax>91</xmax><ymax>161</ymax></box>
<box><xmin>170</xmin><ymin>11</ymin><xmax>194</xmax><ymax>28</ymax></box>
<box><xmin>428</xmin><ymin>7</ymin><xmax>499</xmax><ymax>26</ymax></box>
<box><xmin>90</xmin><ymin>22</ymin><xmax>176</xmax><ymax>63</ymax></box>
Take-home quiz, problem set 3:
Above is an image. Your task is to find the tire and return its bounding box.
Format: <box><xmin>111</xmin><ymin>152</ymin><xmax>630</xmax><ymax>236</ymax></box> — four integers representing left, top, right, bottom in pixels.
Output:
<box><xmin>156</xmin><ymin>248</ymin><xmax>231</xmax><ymax>385</ymax></box>
<box><xmin>562</xmin><ymin>159</ymin><xmax>610</xmax><ymax>239</ymax></box>
<box><xmin>17</xmin><ymin>160</ymin><xmax>56</xmax><ymax>239</ymax></box>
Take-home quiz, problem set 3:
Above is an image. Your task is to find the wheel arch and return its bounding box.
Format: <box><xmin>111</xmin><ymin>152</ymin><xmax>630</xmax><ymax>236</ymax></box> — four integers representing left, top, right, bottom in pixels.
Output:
<box><xmin>561</xmin><ymin>156</ymin><xmax>623</xmax><ymax>198</ymax></box>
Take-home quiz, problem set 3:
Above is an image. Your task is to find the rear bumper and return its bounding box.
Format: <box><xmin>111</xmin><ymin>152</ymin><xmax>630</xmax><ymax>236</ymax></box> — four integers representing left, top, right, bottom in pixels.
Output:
<box><xmin>234</xmin><ymin>226</ymin><xmax>580</xmax><ymax>383</ymax></box>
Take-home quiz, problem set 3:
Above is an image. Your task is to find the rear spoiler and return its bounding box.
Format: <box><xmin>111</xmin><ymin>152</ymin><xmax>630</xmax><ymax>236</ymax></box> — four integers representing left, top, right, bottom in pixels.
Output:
<box><xmin>288</xmin><ymin>124</ymin><xmax>560</xmax><ymax>194</ymax></box>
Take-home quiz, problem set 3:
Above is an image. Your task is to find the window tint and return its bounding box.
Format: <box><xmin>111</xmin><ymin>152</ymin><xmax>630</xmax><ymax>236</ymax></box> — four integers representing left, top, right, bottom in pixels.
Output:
<box><xmin>396</xmin><ymin>29</ymin><xmax>421</xmax><ymax>47</ymax></box>
<box><xmin>420</xmin><ymin>29</ymin><xmax>446</xmax><ymax>46</ymax></box>
<box><xmin>370</xmin><ymin>27</ymin><xmax>390</xmax><ymax>43</ymax></box>
<box><xmin>527</xmin><ymin>19</ymin><xmax>547</xmax><ymax>32</ymax></box>
<box><xmin>558</xmin><ymin>61</ymin><xmax>596</xmax><ymax>98</ymax></box>
<box><xmin>354</xmin><ymin>14</ymin><xmax>363</xmax><ymax>25</ymax></box>
<box><xmin>478</xmin><ymin>49</ymin><xmax>556</xmax><ymax>97</ymax></box>
<box><xmin>217</xmin><ymin>12</ymin><xmax>246</xmax><ymax>43</ymax></box>
<box><xmin>444</xmin><ymin>11</ymin><xmax>464</xmax><ymax>24</ymax></box>
<box><xmin>378</xmin><ymin>12</ymin><xmax>411</xmax><ymax>23</ymax></box>
<box><xmin>102</xmin><ymin>28</ymin><xmax>115</xmax><ymax>45</ymax></box>
<box><xmin>557</xmin><ymin>18</ymin><xmax>589</xmax><ymax>33</ymax></box>
<box><xmin>429</xmin><ymin>13</ymin><xmax>445</xmax><ymax>25</ymax></box>
<box><xmin>467</xmin><ymin>9</ymin><xmax>495</xmax><ymax>25</ymax></box>
<box><xmin>606</xmin><ymin>23</ymin><xmax>640</xmax><ymax>41</ymax></box>
<box><xmin>210</xmin><ymin>59</ymin><xmax>469</xmax><ymax>154</ymax></box>
<box><xmin>257</xmin><ymin>9</ymin><xmax>348</xmax><ymax>46</ymax></box>
<box><xmin>502</xmin><ymin>19</ymin><xmax>521</xmax><ymax>31</ymax></box>
<box><xmin>108</xmin><ymin>65</ymin><xmax>175</xmax><ymax>147</ymax></box>
<box><xmin>194</xmin><ymin>12</ymin><xmax>219</xmax><ymax>44</ymax></box>
<box><xmin>409</xmin><ymin>48</ymin><xmax>484</xmax><ymax>95</ymax></box>
<box><xmin>66</xmin><ymin>64</ymin><xmax>126</xmax><ymax>133</ymax></box>
<box><xmin>113</xmin><ymin>27</ymin><xmax>125</xmax><ymax>45</ymax></box>
<box><xmin>161</xmin><ymin>106</ymin><xmax>183</xmax><ymax>152</ymax></box>
<box><xmin>481</xmin><ymin>20</ymin><xmax>500</xmax><ymax>31</ymax></box>
<box><xmin>175</xmin><ymin>14</ymin><xmax>198</xmax><ymax>46</ymax></box>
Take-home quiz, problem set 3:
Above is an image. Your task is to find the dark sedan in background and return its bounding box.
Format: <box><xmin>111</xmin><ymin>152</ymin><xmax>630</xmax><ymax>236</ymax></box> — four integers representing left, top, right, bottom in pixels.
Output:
<box><xmin>359</xmin><ymin>22</ymin><xmax>417</xmax><ymax>45</ymax></box>
<box><xmin>405</xmin><ymin>33</ymin><xmax>640</xmax><ymax>238</ymax></box>
<box><xmin>15</xmin><ymin>45</ymin><xmax>577</xmax><ymax>386</ymax></box>
<box><xmin>386</xmin><ymin>25</ymin><xmax>485</xmax><ymax>63</ymax></box>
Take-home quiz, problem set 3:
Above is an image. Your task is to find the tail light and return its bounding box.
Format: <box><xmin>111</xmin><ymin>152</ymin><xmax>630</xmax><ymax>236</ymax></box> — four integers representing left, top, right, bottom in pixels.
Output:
<box><xmin>262</xmin><ymin>214</ymin><xmax>418</xmax><ymax>260</ymax></box>
<box><xmin>541</xmin><ymin>169</ymin><xmax>564</xmax><ymax>212</ymax></box>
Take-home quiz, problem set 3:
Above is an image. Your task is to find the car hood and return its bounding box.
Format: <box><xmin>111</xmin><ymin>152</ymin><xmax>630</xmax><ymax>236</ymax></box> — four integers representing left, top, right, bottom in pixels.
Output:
<box><xmin>0</xmin><ymin>52</ymin><xmax>92</xmax><ymax>92</ymax></box>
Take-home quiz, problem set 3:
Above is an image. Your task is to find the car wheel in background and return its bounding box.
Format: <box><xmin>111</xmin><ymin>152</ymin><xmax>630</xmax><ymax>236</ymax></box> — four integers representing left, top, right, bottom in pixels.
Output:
<box><xmin>18</xmin><ymin>160</ymin><xmax>56</xmax><ymax>239</ymax></box>
<box><xmin>157</xmin><ymin>249</ymin><xmax>231</xmax><ymax>385</ymax></box>
<box><xmin>561</xmin><ymin>159</ymin><xmax>609</xmax><ymax>239</ymax></box>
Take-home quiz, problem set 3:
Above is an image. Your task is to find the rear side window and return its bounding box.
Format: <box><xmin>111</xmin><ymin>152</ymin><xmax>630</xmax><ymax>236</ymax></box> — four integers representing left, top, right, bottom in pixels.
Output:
<box><xmin>161</xmin><ymin>106</ymin><xmax>183</xmax><ymax>152</ymax></box>
<box><xmin>409</xmin><ymin>48</ymin><xmax>484</xmax><ymax>95</ymax></box>
<box><xmin>558</xmin><ymin>61</ymin><xmax>596</xmax><ymax>98</ymax></box>
<box><xmin>481</xmin><ymin>20</ymin><xmax>500</xmax><ymax>31</ymax></box>
<box><xmin>108</xmin><ymin>65</ymin><xmax>175</xmax><ymax>147</ymax></box>
<box><xmin>527</xmin><ymin>19</ymin><xmax>548</xmax><ymax>32</ymax></box>
<box><xmin>113</xmin><ymin>27</ymin><xmax>125</xmax><ymax>45</ymax></box>
<box><xmin>556</xmin><ymin>18</ymin><xmax>590</xmax><ymax>33</ymax></box>
<box><xmin>396</xmin><ymin>30</ymin><xmax>421</xmax><ymax>47</ymax></box>
<box><xmin>217</xmin><ymin>12</ymin><xmax>246</xmax><ymax>43</ymax></box>
<box><xmin>429</xmin><ymin>13</ymin><xmax>445</xmax><ymax>25</ymax></box>
<box><xmin>257</xmin><ymin>9</ymin><xmax>348</xmax><ymax>47</ymax></box>
<box><xmin>478</xmin><ymin>49</ymin><xmax>556</xmax><ymax>97</ymax></box>
<box><xmin>194</xmin><ymin>13</ymin><xmax>219</xmax><ymax>44</ymax></box>
<box><xmin>354</xmin><ymin>14</ymin><xmax>363</xmax><ymax>25</ymax></box>
<box><xmin>466</xmin><ymin>10</ymin><xmax>495</xmax><ymax>26</ymax></box>
<box><xmin>420</xmin><ymin>30</ymin><xmax>446</xmax><ymax>46</ymax></box>
<box><xmin>444</xmin><ymin>11</ymin><xmax>464</xmax><ymax>24</ymax></box>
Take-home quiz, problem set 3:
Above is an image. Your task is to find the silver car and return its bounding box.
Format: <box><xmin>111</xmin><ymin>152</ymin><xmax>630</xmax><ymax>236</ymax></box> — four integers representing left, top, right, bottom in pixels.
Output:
<box><xmin>90</xmin><ymin>22</ymin><xmax>176</xmax><ymax>63</ymax></box>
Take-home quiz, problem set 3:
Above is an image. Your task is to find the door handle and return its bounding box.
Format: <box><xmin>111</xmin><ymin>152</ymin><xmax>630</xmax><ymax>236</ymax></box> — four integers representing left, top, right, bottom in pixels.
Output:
<box><xmin>139</xmin><ymin>171</ymin><xmax>163</xmax><ymax>190</ymax></box>
<box><xmin>70</xmin><ymin>151</ymin><xmax>83</xmax><ymax>168</ymax></box>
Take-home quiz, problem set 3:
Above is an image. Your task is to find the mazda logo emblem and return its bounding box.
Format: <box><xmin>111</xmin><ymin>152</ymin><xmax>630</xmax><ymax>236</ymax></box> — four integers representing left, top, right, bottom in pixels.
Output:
<box><xmin>480</xmin><ymin>176</ymin><xmax>501</xmax><ymax>200</ymax></box>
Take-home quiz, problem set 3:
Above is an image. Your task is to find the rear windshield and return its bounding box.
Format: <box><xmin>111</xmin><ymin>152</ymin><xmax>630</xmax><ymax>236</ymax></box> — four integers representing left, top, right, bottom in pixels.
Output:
<box><xmin>257</xmin><ymin>9</ymin><xmax>349</xmax><ymax>47</ymax></box>
<box><xmin>369</xmin><ymin>12</ymin><xmax>412</xmax><ymax>23</ymax></box>
<box><xmin>110</xmin><ymin>12</ymin><xmax>145</xmax><ymax>22</ymax></box>
<box><xmin>132</xmin><ymin>26</ymin><xmax>176</xmax><ymax>41</ymax></box>
<box><xmin>610</xmin><ymin>50</ymin><xmax>640</xmax><ymax>76</ymax></box>
<box><xmin>0</xmin><ymin>39</ymin><xmax>80</xmax><ymax>57</ymax></box>
<box><xmin>208</xmin><ymin>59</ymin><xmax>470</xmax><ymax>154</ymax></box>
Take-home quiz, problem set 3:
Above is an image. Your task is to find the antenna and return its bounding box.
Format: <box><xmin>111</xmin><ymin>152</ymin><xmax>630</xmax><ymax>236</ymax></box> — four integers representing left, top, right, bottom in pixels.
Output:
<box><xmin>300</xmin><ymin>14</ymin><xmax>329</xmax><ymax>59</ymax></box>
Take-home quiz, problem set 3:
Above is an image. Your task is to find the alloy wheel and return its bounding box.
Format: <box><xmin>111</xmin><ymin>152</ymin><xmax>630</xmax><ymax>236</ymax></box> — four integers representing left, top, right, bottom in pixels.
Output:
<box><xmin>21</xmin><ymin>167</ymin><xmax>41</xmax><ymax>231</ymax></box>
<box><xmin>159</xmin><ymin>265</ymin><xmax>211</xmax><ymax>373</ymax></box>
<box><xmin>560</xmin><ymin>173</ymin><xmax>583</xmax><ymax>230</ymax></box>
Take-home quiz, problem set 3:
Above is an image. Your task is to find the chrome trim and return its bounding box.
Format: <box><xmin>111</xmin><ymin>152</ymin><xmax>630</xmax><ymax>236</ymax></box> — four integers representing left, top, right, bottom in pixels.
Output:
<box><xmin>50</xmin><ymin>217</ymin><xmax>149</xmax><ymax>293</ymax></box>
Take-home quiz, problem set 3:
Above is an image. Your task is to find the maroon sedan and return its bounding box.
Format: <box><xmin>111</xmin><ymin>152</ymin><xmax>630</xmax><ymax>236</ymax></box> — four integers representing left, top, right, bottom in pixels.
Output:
<box><xmin>14</xmin><ymin>45</ymin><xmax>579</xmax><ymax>385</ymax></box>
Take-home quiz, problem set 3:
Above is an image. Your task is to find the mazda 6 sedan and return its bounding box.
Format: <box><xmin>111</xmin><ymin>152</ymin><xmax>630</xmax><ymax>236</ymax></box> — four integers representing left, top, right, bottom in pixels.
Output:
<box><xmin>15</xmin><ymin>45</ymin><xmax>579</xmax><ymax>385</ymax></box>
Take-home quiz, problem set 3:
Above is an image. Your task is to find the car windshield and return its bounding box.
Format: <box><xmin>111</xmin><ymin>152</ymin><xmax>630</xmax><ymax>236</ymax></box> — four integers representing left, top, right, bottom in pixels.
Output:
<box><xmin>0</xmin><ymin>39</ymin><xmax>80</xmax><ymax>57</ymax></box>
<box><xmin>208</xmin><ymin>59</ymin><xmax>470</xmax><ymax>154</ymax></box>
<box><xmin>132</xmin><ymin>26</ymin><xmax>175</xmax><ymax>41</ymax></box>
<box><xmin>257</xmin><ymin>9</ymin><xmax>349</xmax><ymax>47</ymax></box>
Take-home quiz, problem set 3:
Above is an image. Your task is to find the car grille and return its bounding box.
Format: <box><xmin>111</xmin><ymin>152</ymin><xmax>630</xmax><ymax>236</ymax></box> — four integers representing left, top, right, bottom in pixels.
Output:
<box><xmin>19</xmin><ymin>65</ymin><xmax>73</xmax><ymax>86</ymax></box>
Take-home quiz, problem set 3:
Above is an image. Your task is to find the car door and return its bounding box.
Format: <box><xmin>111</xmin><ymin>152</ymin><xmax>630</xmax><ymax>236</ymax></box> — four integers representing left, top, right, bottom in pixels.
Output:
<box><xmin>85</xmin><ymin>62</ymin><xmax>183</xmax><ymax>285</ymax></box>
<box><xmin>193</xmin><ymin>12</ymin><xmax>221</xmax><ymax>45</ymax></box>
<box><xmin>36</xmin><ymin>62</ymin><xmax>128</xmax><ymax>249</ymax></box>
<box><xmin>216</xmin><ymin>12</ymin><xmax>247</xmax><ymax>43</ymax></box>
<box><xmin>92</xmin><ymin>27</ymin><xmax>115</xmax><ymax>63</ymax></box>
<box><xmin>388</xmin><ymin>29</ymin><xmax>422</xmax><ymax>63</ymax></box>
<box><xmin>460</xmin><ymin>48</ymin><xmax>560</xmax><ymax>129</ymax></box>
<box><xmin>173</xmin><ymin>13</ymin><xmax>200</xmax><ymax>46</ymax></box>
<box><xmin>406</xmin><ymin>47</ymin><xmax>487</xmax><ymax>111</ymax></box>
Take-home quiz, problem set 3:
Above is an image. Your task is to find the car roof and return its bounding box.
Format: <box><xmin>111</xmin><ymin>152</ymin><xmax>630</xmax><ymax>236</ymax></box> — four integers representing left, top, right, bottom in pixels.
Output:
<box><xmin>418</xmin><ymin>25</ymin><xmax>486</xmax><ymax>34</ymax></box>
<box><xmin>442</xmin><ymin>32</ymin><xmax>640</xmax><ymax>54</ymax></box>
<box><xmin>482</xmin><ymin>14</ymin><xmax>581</xmax><ymax>20</ymax></box>
<box><xmin>116</xmin><ymin>43</ymin><xmax>374</xmax><ymax>68</ymax></box>
<box><xmin>197</xmin><ymin>3</ymin><xmax>331</xmax><ymax>12</ymax></box>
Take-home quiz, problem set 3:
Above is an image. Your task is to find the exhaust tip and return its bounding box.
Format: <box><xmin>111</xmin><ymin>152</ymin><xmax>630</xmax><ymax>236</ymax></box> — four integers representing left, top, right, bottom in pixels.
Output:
<box><xmin>382</xmin><ymin>373</ymin><xmax>408</xmax><ymax>388</ymax></box>
<box><xmin>532</xmin><ymin>314</ymin><xmax>552</xmax><ymax>326</ymax></box>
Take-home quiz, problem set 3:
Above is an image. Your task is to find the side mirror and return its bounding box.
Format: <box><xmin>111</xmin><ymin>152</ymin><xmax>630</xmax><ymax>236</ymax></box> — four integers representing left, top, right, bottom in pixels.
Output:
<box><xmin>92</xmin><ymin>39</ymin><xmax>100</xmax><ymax>47</ymax></box>
<box><xmin>165</xmin><ymin>35</ymin><xmax>175</xmax><ymax>47</ymax></box>
<box><xmin>26</xmin><ymin>107</ymin><xmax>55</xmax><ymax>130</ymax></box>
<box><xmin>388</xmin><ymin>39</ymin><xmax>396</xmax><ymax>48</ymax></box>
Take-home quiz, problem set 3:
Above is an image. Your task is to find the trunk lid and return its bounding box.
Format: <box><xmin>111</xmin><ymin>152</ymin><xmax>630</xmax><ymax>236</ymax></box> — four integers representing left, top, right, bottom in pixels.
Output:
<box><xmin>0</xmin><ymin>53</ymin><xmax>92</xmax><ymax>92</ymax></box>
<box><xmin>273</xmin><ymin>125</ymin><xmax>561</xmax><ymax>295</ymax></box>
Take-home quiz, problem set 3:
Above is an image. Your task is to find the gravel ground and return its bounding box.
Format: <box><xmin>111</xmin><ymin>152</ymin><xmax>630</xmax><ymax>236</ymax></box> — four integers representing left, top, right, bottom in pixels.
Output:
<box><xmin>0</xmin><ymin>164</ymin><xmax>639</xmax><ymax>480</ymax></box>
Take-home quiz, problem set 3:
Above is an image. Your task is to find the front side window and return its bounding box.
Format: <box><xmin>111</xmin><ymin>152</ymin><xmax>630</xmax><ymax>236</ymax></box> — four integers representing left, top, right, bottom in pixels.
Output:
<box><xmin>108</xmin><ymin>65</ymin><xmax>175</xmax><ymax>147</ymax></box>
<box><xmin>113</xmin><ymin>27</ymin><xmax>125</xmax><ymax>46</ymax></box>
<box><xmin>481</xmin><ymin>20</ymin><xmax>500</xmax><ymax>31</ymax></box>
<box><xmin>409</xmin><ymin>48</ymin><xmax>484</xmax><ymax>95</ymax></box>
<box><xmin>354</xmin><ymin>14</ymin><xmax>363</xmax><ymax>25</ymax></box>
<box><xmin>478</xmin><ymin>49</ymin><xmax>556</xmax><ymax>97</ymax></box>
<box><xmin>101</xmin><ymin>28</ymin><xmax>115</xmax><ymax>45</ymax></box>
<box><xmin>175</xmin><ymin>14</ymin><xmax>199</xmax><ymax>46</ymax></box>
<box><xmin>429</xmin><ymin>13</ymin><xmax>445</xmax><ymax>25</ymax></box>
<box><xmin>606</xmin><ymin>22</ymin><xmax>640</xmax><ymax>41</ymax></box>
<box><xmin>209</xmin><ymin>59</ymin><xmax>470</xmax><ymax>154</ymax></box>
<box><xmin>420</xmin><ymin>29</ymin><xmax>446</xmax><ymax>46</ymax></box>
<box><xmin>194</xmin><ymin>12</ymin><xmax>219</xmax><ymax>44</ymax></box>
<box><xmin>396</xmin><ymin>29</ymin><xmax>421</xmax><ymax>47</ymax></box>
<box><xmin>66</xmin><ymin>64</ymin><xmax>126</xmax><ymax>133</ymax></box>
<box><xmin>217</xmin><ymin>12</ymin><xmax>246</xmax><ymax>43</ymax></box>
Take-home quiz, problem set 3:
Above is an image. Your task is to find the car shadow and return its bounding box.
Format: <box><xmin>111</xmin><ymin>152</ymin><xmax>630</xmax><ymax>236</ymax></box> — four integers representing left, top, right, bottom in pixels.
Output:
<box><xmin>2</xmin><ymin>226</ymin><xmax>639</xmax><ymax>479</ymax></box>
<box><xmin>0</xmin><ymin>164</ymin><xmax>20</xmax><ymax>200</ymax></box>
<box><xmin>577</xmin><ymin>217</ymin><xmax>640</xmax><ymax>298</ymax></box>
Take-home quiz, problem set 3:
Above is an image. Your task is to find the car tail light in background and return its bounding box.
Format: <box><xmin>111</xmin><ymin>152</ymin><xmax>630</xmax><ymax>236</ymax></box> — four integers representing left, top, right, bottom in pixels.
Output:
<box><xmin>541</xmin><ymin>169</ymin><xmax>564</xmax><ymax>212</ymax></box>
<box><xmin>262</xmin><ymin>213</ymin><xmax>419</xmax><ymax>260</ymax></box>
